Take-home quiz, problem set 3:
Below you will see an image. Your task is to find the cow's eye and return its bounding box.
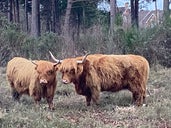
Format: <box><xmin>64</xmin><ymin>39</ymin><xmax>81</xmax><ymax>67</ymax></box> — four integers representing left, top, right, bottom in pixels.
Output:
<box><xmin>47</xmin><ymin>70</ymin><xmax>54</xmax><ymax>75</ymax></box>
<box><xmin>60</xmin><ymin>69</ymin><xmax>64</xmax><ymax>74</ymax></box>
<box><xmin>70</xmin><ymin>68</ymin><xmax>75</xmax><ymax>74</ymax></box>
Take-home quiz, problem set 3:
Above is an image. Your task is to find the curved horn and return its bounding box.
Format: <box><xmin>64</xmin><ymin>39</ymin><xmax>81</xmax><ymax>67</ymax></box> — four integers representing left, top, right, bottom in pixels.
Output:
<box><xmin>31</xmin><ymin>61</ymin><xmax>38</xmax><ymax>66</ymax></box>
<box><xmin>49</xmin><ymin>51</ymin><xmax>62</xmax><ymax>64</ymax></box>
<box><xmin>77</xmin><ymin>53</ymin><xmax>90</xmax><ymax>64</ymax></box>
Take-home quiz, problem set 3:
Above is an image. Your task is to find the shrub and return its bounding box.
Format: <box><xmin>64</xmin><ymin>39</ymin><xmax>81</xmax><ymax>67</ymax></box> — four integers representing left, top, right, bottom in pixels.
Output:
<box><xmin>1</xmin><ymin>15</ymin><xmax>171</xmax><ymax>68</ymax></box>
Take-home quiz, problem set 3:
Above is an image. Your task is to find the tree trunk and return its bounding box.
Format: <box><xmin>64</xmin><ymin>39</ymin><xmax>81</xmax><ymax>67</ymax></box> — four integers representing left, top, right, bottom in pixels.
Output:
<box><xmin>163</xmin><ymin>0</ymin><xmax>170</xmax><ymax>21</ymax></box>
<box><xmin>82</xmin><ymin>6</ymin><xmax>85</xmax><ymax>33</ymax></box>
<box><xmin>131</xmin><ymin>0</ymin><xmax>135</xmax><ymax>26</ymax></box>
<box><xmin>45</xmin><ymin>0</ymin><xmax>51</xmax><ymax>32</ymax></box>
<box><xmin>56</xmin><ymin>0</ymin><xmax>61</xmax><ymax>35</ymax></box>
<box><xmin>163</xmin><ymin>0</ymin><xmax>169</xmax><ymax>13</ymax></box>
<box><xmin>8</xmin><ymin>0</ymin><xmax>13</xmax><ymax>23</ymax></box>
<box><xmin>25</xmin><ymin>0</ymin><xmax>28</xmax><ymax>32</ymax></box>
<box><xmin>63</xmin><ymin>0</ymin><xmax>72</xmax><ymax>38</ymax></box>
<box><xmin>15</xmin><ymin>0</ymin><xmax>19</xmax><ymax>23</ymax></box>
<box><xmin>76</xmin><ymin>10</ymin><xmax>81</xmax><ymax>40</ymax></box>
<box><xmin>38</xmin><ymin>1</ymin><xmax>40</xmax><ymax>36</ymax></box>
<box><xmin>154</xmin><ymin>0</ymin><xmax>158</xmax><ymax>25</ymax></box>
<box><xmin>131</xmin><ymin>0</ymin><xmax>139</xmax><ymax>28</ymax></box>
<box><xmin>63</xmin><ymin>0</ymin><xmax>74</xmax><ymax>57</ymax></box>
<box><xmin>31</xmin><ymin>0</ymin><xmax>40</xmax><ymax>37</ymax></box>
<box><xmin>162</xmin><ymin>0</ymin><xmax>170</xmax><ymax>22</ymax></box>
<box><xmin>110</xmin><ymin>0</ymin><xmax>116</xmax><ymax>33</ymax></box>
<box><xmin>135</xmin><ymin>0</ymin><xmax>139</xmax><ymax>28</ymax></box>
<box><xmin>12</xmin><ymin>0</ymin><xmax>16</xmax><ymax>22</ymax></box>
<box><xmin>52</xmin><ymin>0</ymin><xmax>56</xmax><ymax>33</ymax></box>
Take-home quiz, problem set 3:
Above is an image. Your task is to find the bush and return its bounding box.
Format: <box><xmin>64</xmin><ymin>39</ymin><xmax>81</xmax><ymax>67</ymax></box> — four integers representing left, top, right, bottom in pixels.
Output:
<box><xmin>0</xmin><ymin>25</ymin><xmax>65</xmax><ymax>66</ymax></box>
<box><xmin>0</xmin><ymin>22</ymin><xmax>26</xmax><ymax>66</ymax></box>
<box><xmin>1</xmin><ymin>15</ymin><xmax>171</xmax><ymax>68</ymax></box>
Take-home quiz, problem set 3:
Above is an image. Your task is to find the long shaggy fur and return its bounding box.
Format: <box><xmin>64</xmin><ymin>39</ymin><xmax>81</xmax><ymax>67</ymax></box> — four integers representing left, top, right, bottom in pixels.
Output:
<box><xmin>58</xmin><ymin>54</ymin><xmax>149</xmax><ymax>106</ymax></box>
<box><xmin>6</xmin><ymin>57</ymin><xmax>58</xmax><ymax>109</ymax></box>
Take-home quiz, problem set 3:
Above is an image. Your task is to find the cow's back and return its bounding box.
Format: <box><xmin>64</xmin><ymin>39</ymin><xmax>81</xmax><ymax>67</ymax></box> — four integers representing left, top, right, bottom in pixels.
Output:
<box><xmin>6</xmin><ymin>57</ymin><xmax>36</xmax><ymax>92</ymax></box>
<box><xmin>111</xmin><ymin>54</ymin><xmax>149</xmax><ymax>82</ymax></box>
<box><xmin>91</xmin><ymin>54</ymin><xmax>149</xmax><ymax>91</ymax></box>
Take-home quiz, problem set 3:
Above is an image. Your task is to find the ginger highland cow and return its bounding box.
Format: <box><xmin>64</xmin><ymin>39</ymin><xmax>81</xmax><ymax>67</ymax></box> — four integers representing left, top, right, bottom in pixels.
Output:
<box><xmin>50</xmin><ymin>52</ymin><xmax>149</xmax><ymax>106</ymax></box>
<box><xmin>6</xmin><ymin>57</ymin><xmax>58</xmax><ymax>110</ymax></box>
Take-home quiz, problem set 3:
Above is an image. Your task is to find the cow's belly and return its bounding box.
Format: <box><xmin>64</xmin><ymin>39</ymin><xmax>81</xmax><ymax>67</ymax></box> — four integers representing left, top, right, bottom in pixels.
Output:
<box><xmin>101</xmin><ymin>83</ymin><xmax>126</xmax><ymax>92</ymax></box>
<box><xmin>14</xmin><ymin>79</ymin><xmax>30</xmax><ymax>94</ymax></box>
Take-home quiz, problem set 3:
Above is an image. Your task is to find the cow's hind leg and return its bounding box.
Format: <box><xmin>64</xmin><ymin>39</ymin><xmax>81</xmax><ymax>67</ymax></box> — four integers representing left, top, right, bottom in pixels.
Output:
<box><xmin>132</xmin><ymin>91</ymin><xmax>144</xmax><ymax>106</ymax></box>
<box><xmin>9</xmin><ymin>81</ymin><xmax>21</xmax><ymax>101</ymax></box>
<box><xmin>134</xmin><ymin>86</ymin><xmax>146</xmax><ymax>106</ymax></box>
<box><xmin>143</xmin><ymin>91</ymin><xmax>147</xmax><ymax>105</ymax></box>
<box><xmin>129</xmin><ymin>81</ymin><xmax>146</xmax><ymax>106</ymax></box>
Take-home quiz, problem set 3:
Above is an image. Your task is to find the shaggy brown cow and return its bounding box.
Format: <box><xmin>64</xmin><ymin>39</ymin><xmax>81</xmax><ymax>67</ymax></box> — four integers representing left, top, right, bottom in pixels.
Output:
<box><xmin>6</xmin><ymin>57</ymin><xmax>58</xmax><ymax>110</ymax></box>
<box><xmin>50</xmin><ymin>52</ymin><xmax>149</xmax><ymax>106</ymax></box>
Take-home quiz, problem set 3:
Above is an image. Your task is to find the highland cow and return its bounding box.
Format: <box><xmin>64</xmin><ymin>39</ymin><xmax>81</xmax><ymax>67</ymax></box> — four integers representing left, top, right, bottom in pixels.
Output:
<box><xmin>50</xmin><ymin>52</ymin><xmax>149</xmax><ymax>106</ymax></box>
<box><xmin>6</xmin><ymin>57</ymin><xmax>58</xmax><ymax>110</ymax></box>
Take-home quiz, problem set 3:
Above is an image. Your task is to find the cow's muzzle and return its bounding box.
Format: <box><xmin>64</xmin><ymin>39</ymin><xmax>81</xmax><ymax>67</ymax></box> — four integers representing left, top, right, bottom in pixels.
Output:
<box><xmin>62</xmin><ymin>79</ymin><xmax>69</xmax><ymax>84</ymax></box>
<box><xmin>40</xmin><ymin>79</ymin><xmax>48</xmax><ymax>85</ymax></box>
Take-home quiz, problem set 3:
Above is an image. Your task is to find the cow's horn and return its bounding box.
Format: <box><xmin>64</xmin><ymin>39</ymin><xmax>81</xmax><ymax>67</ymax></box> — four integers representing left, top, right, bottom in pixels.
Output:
<box><xmin>49</xmin><ymin>51</ymin><xmax>62</xmax><ymax>64</ymax></box>
<box><xmin>32</xmin><ymin>61</ymin><xmax>38</xmax><ymax>66</ymax></box>
<box><xmin>77</xmin><ymin>53</ymin><xmax>90</xmax><ymax>64</ymax></box>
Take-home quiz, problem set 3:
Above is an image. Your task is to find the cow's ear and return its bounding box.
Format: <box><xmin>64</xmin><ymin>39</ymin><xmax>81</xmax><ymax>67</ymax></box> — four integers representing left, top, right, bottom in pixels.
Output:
<box><xmin>77</xmin><ymin>64</ymin><xmax>83</xmax><ymax>75</ymax></box>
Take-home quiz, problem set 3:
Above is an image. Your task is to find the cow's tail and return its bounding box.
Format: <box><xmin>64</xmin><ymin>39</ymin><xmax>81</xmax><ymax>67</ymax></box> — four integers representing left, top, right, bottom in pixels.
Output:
<box><xmin>147</xmin><ymin>88</ymin><xmax>151</xmax><ymax>96</ymax></box>
<box><xmin>11</xmin><ymin>88</ymin><xmax>20</xmax><ymax>101</ymax></box>
<box><xmin>146</xmin><ymin>60</ymin><xmax>151</xmax><ymax>96</ymax></box>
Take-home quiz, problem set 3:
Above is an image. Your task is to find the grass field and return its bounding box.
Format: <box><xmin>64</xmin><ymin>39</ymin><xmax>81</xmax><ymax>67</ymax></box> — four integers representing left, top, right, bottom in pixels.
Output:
<box><xmin>0</xmin><ymin>66</ymin><xmax>171</xmax><ymax>128</ymax></box>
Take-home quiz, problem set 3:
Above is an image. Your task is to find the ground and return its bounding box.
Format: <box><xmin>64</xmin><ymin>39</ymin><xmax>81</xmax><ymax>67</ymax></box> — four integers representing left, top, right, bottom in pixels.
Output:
<box><xmin>0</xmin><ymin>66</ymin><xmax>171</xmax><ymax>128</ymax></box>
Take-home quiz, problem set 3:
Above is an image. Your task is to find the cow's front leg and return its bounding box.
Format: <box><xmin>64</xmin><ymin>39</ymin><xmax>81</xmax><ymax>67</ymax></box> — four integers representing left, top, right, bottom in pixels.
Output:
<box><xmin>33</xmin><ymin>94</ymin><xmax>41</xmax><ymax>108</ymax></box>
<box><xmin>85</xmin><ymin>95</ymin><xmax>91</xmax><ymax>106</ymax></box>
<box><xmin>34</xmin><ymin>100</ymin><xmax>40</xmax><ymax>108</ymax></box>
<box><xmin>90</xmin><ymin>87</ymin><xmax>100</xmax><ymax>105</ymax></box>
<box><xmin>46</xmin><ymin>86</ymin><xmax>55</xmax><ymax>110</ymax></box>
<box><xmin>47</xmin><ymin>96</ymin><xmax>54</xmax><ymax>110</ymax></box>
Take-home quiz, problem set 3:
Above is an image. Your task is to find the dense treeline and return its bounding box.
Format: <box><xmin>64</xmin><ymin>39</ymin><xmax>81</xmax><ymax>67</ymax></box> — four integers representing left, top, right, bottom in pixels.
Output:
<box><xmin>0</xmin><ymin>0</ymin><xmax>171</xmax><ymax>68</ymax></box>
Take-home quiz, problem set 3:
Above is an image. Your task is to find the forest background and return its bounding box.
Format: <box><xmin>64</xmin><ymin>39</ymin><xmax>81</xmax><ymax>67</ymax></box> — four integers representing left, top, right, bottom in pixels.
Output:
<box><xmin>0</xmin><ymin>0</ymin><xmax>171</xmax><ymax>68</ymax></box>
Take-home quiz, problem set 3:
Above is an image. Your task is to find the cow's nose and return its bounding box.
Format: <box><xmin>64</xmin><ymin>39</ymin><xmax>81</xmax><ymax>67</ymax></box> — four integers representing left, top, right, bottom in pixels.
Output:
<box><xmin>62</xmin><ymin>79</ymin><xmax>68</xmax><ymax>84</ymax></box>
<box><xmin>40</xmin><ymin>79</ymin><xmax>48</xmax><ymax>84</ymax></box>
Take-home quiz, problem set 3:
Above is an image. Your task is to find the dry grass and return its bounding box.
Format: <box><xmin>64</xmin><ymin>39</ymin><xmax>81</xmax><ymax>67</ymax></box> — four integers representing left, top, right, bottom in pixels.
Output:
<box><xmin>0</xmin><ymin>66</ymin><xmax>171</xmax><ymax>128</ymax></box>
